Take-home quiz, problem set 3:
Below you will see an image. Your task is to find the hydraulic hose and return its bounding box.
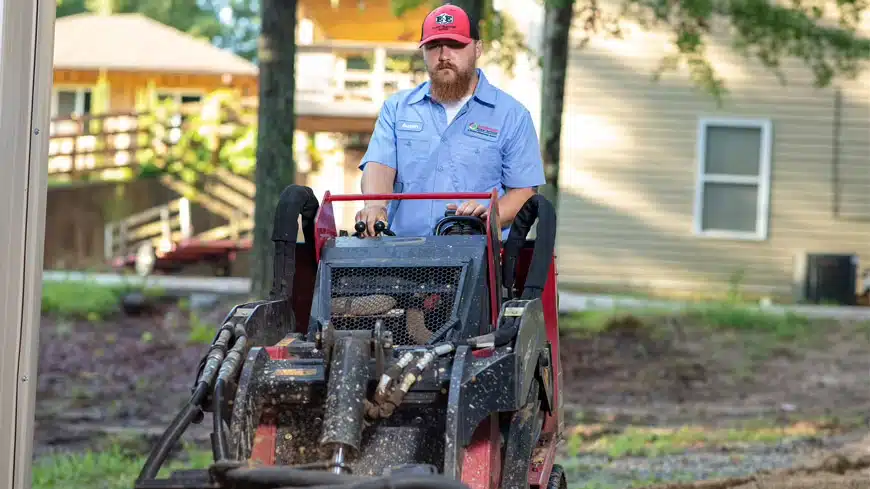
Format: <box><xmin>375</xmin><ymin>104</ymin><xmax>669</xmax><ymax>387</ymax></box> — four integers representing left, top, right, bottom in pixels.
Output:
<box><xmin>137</xmin><ymin>381</ymin><xmax>209</xmax><ymax>481</ymax></box>
<box><xmin>212</xmin><ymin>379</ymin><xmax>230</xmax><ymax>460</ymax></box>
<box><xmin>501</xmin><ymin>194</ymin><xmax>558</xmax><ymax>300</ymax></box>
<box><xmin>463</xmin><ymin>317</ymin><xmax>519</xmax><ymax>349</ymax></box>
<box><xmin>213</xmin><ymin>324</ymin><xmax>248</xmax><ymax>461</ymax></box>
<box><xmin>197</xmin><ymin>324</ymin><xmax>235</xmax><ymax>387</ymax></box>
<box><xmin>270</xmin><ymin>184</ymin><xmax>319</xmax><ymax>302</ymax></box>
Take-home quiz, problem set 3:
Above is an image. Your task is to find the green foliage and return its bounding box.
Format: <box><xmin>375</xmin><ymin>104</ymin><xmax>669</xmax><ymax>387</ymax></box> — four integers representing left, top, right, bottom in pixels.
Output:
<box><xmin>177</xmin><ymin>298</ymin><xmax>221</xmax><ymax>345</ymax></box>
<box><xmin>392</xmin><ymin>0</ymin><xmax>870</xmax><ymax>100</ymax></box>
<box><xmin>561</xmin><ymin>300</ymin><xmax>812</xmax><ymax>340</ymax></box>
<box><xmin>139</xmin><ymin>89</ymin><xmax>257</xmax><ymax>188</ymax></box>
<box><xmin>41</xmin><ymin>279</ymin><xmax>165</xmax><ymax>321</ymax></box>
<box><xmin>479</xmin><ymin>1</ymin><xmax>533</xmax><ymax>74</ymax></box>
<box><xmin>573</xmin><ymin>0</ymin><xmax>870</xmax><ymax>101</ymax></box>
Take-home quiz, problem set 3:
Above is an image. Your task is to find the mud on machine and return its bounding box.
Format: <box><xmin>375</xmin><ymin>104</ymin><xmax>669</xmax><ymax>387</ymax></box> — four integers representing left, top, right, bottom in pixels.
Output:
<box><xmin>134</xmin><ymin>185</ymin><xmax>566</xmax><ymax>489</ymax></box>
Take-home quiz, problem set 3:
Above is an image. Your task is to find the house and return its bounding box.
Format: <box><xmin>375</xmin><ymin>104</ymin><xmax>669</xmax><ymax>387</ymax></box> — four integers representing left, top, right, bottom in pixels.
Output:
<box><xmin>506</xmin><ymin>0</ymin><xmax>870</xmax><ymax>302</ymax></box>
<box><xmin>51</xmin><ymin>12</ymin><xmax>259</xmax><ymax>118</ymax></box>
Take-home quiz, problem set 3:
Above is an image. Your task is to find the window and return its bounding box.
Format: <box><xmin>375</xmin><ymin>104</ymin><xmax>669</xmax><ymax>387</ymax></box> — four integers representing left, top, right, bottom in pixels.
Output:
<box><xmin>156</xmin><ymin>92</ymin><xmax>203</xmax><ymax>105</ymax></box>
<box><xmin>693</xmin><ymin>118</ymin><xmax>772</xmax><ymax>241</ymax></box>
<box><xmin>52</xmin><ymin>88</ymin><xmax>92</xmax><ymax>118</ymax></box>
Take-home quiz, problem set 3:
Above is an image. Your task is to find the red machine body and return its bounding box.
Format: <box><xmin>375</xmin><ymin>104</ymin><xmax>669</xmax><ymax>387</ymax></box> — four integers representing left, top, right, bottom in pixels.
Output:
<box><xmin>258</xmin><ymin>191</ymin><xmax>565</xmax><ymax>489</ymax></box>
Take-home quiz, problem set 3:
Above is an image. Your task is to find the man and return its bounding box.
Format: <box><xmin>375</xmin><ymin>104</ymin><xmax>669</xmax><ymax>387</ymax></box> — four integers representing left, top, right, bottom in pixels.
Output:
<box><xmin>355</xmin><ymin>3</ymin><xmax>545</xmax><ymax>238</ymax></box>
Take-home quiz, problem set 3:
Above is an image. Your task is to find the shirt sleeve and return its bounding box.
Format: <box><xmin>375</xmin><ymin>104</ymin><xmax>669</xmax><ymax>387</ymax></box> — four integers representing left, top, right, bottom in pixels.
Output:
<box><xmin>359</xmin><ymin>98</ymin><xmax>398</xmax><ymax>171</ymax></box>
<box><xmin>501</xmin><ymin>109</ymin><xmax>546</xmax><ymax>189</ymax></box>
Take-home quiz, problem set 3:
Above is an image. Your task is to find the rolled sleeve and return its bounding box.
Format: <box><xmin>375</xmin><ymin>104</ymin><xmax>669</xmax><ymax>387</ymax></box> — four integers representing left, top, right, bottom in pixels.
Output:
<box><xmin>359</xmin><ymin>98</ymin><xmax>398</xmax><ymax>171</ymax></box>
<box><xmin>501</xmin><ymin>109</ymin><xmax>546</xmax><ymax>189</ymax></box>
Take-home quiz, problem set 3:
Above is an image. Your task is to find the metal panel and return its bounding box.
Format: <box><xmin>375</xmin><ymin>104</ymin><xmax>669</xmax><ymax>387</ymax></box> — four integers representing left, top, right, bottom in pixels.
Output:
<box><xmin>0</xmin><ymin>0</ymin><xmax>55</xmax><ymax>488</ymax></box>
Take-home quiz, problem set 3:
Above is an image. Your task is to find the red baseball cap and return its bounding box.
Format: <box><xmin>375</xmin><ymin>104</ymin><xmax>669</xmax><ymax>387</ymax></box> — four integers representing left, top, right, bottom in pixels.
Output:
<box><xmin>418</xmin><ymin>4</ymin><xmax>480</xmax><ymax>48</ymax></box>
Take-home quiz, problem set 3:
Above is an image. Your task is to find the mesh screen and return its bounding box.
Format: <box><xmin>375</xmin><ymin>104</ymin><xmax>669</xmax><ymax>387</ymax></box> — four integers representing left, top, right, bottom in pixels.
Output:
<box><xmin>329</xmin><ymin>266</ymin><xmax>463</xmax><ymax>345</ymax></box>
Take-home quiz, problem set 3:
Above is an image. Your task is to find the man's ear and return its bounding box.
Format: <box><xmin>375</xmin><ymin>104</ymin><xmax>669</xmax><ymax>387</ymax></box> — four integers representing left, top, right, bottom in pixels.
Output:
<box><xmin>474</xmin><ymin>40</ymin><xmax>483</xmax><ymax>58</ymax></box>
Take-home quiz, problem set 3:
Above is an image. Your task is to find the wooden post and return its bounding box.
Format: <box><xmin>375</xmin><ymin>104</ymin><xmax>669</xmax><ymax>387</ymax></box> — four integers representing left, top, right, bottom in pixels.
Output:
<box><xmin>178</xmin><ymin>197</ymin><xmax>193</xmax><ymax>240</ymax></box>
<box><xmin>159</xmin><ymin>205</ymin><xmax>171</xmax><ymax>251</ymax></box>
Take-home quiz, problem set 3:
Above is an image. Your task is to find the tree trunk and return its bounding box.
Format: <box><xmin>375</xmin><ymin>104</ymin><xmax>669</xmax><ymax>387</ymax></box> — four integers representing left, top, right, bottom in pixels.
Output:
<box><xmin>251</xmin><ymin>0</ymin><xmax>297</xmax><ymax>298</ymax></box>
<box><xmin>538</xmin><ymin>0</ymin><xmax>573</xmax><ymax>209</ymax></box>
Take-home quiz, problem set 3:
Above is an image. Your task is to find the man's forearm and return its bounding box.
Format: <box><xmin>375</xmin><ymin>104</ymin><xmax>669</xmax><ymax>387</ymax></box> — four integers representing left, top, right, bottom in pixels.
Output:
<box><xmin>496</xmin><ymin>187</ymin><xmax>536</xmax><ymax>228</ymax></box>
<box><xmin>360</xmin><ymin>162</ymin><xmax>397</xmax><ymax>208</ymax></box>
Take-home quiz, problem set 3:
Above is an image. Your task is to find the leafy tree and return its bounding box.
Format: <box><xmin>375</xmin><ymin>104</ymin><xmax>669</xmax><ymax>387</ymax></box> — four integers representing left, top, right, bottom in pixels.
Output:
<box><xmin>387</xmin><ymin>0</ymin><xmax>870</xmax><ymax>205</ymax></box>
<box><xmin>212</xmin><ymin>0</ymin><xmax>262</xmax><ymax>61</ymax></box>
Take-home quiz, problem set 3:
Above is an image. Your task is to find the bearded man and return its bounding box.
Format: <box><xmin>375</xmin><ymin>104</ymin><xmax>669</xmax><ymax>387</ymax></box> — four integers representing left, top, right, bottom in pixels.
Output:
<box><xmin>355</xmin><ymin>3</ymin><xmax>545</xmax><ymax>238</ymax></box>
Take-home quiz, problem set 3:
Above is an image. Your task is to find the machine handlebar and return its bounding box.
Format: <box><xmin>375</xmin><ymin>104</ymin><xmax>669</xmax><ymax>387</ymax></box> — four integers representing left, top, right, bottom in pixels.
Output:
<box><xmin>327</xmin><ymin>192</ymin><xmax>494</xmax><ymax>203</ymax></box>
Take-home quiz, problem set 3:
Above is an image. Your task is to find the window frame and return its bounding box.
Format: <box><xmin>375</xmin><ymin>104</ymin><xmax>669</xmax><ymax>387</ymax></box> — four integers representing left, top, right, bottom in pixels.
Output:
<box><xmin>155</xmin><ymin>89</ymin><xmax>205</xmax><ymax>106</ymax></box>
<box><xmin>692</xmin><ymin>117</ymin><xmax>773</xmax><ymax>241</ymax></box>
<box><xmin>50</xmin><ymin>85</ymin><xmax>94</xmax><ymax>118</ymax></box>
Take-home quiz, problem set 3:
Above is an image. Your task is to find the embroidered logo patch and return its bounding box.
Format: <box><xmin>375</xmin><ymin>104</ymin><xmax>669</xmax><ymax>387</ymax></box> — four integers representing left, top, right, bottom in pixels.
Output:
<box><xmin>467</xmin><ymin>122</ymin><xmax>499</xmax><ymax>139</ymax></box>
<box><xmin>435</xmin><ymin>13</ymin><xmax>454</xmax><ymax>25</ymax></box>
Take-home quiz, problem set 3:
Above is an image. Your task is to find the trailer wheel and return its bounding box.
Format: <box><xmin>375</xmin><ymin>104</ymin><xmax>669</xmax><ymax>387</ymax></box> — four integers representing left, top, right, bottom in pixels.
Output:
<box><xmin>546</xmin><ymin>464</ymin><xmax>566</xmax><ymax>489</ymax></box>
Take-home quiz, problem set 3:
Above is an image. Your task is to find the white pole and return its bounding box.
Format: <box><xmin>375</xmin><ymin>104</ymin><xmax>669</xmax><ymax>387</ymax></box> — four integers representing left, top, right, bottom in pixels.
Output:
<box><xmin>0</xmin><ymin>1</ymin><xmax>55</xmax><ymax>488</ymax></box>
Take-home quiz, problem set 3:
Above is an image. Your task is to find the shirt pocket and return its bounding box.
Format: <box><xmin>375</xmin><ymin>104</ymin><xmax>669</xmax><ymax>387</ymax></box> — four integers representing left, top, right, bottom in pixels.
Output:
<box><xmin>396</xmin><ymin>136</ymin><xmax>432</xmax><ymax>186</ymax></box>
<box><xmin>448</xmin><ymin>138</ymin><xmax>501</xmax><ymax>190</ymax></box>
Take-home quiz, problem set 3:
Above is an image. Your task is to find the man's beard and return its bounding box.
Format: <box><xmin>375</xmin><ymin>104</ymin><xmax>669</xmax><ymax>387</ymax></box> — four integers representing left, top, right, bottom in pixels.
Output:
<box><xmin>428</xmin><ymin>61</ymin><xmax>475</xmax><ymax>103</ymax></box>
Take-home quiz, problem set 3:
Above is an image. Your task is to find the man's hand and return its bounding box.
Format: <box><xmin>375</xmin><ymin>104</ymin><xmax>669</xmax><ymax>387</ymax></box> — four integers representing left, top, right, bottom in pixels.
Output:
<box><xmin>447</xmin><ymin>200</ymin><xmax>488</xmax><ymax>218</ymax></box>
<box><xmin>355</xmin><ymin>203</ymin><xmax>388</xmax><ymax>237</ymax></box>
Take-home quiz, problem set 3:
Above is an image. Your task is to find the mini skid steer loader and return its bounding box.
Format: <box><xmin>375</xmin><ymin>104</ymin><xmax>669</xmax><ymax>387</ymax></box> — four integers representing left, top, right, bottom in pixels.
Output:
<box><xmin>134</xmin><ymin>186</ymin><xmax>565</xmax><ymax>489</ymax></box>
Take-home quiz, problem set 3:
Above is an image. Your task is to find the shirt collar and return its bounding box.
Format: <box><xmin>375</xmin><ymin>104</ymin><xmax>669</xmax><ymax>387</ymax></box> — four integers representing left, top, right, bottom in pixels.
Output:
<box><xmin>409</xmin><ymin>68</ymin><xmax>496</xmax><ymax>107</ymax></box>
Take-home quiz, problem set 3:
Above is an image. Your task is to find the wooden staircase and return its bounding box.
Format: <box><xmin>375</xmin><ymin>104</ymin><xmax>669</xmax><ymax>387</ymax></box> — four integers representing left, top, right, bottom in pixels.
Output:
<box><xmin>104</xmin><ymin>167</ymin><xmax>255</xmax><ymax>276</ymax></box>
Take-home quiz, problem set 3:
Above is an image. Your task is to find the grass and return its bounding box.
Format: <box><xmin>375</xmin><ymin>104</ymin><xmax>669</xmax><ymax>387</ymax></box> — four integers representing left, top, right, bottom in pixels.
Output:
<box><xmin>564</xmin><ymin>417</ymin><xmax>846</xmax><ymax>459</ymax></box>
<box><xmin>175</xmin><ymin>297</ymin><xmax>221</xmax><ymax>345</ymax></box>
<box><xmin>41</xmin><ymin>277</ymin><xmax>166</xmax><ymax>321</ymax></box>
<box><xmin>31</xmin><ymin>444</ymin><xmax>211</xmax><ymax>489</ymax></box>
<box><xmin>561</xmin><ymin>300</ymin><xmax>815</xmax><ymax>341</ymax></box>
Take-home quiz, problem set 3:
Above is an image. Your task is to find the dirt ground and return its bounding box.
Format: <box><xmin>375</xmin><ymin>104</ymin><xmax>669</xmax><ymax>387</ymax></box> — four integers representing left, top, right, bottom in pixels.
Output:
<box><xmin>32</xmin><ymin>299</ymin><xmax>870</xmax><ymax>488</ymax></box>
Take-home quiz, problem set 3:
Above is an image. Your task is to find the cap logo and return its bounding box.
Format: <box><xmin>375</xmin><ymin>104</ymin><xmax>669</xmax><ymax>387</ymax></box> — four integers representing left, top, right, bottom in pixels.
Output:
<box><xmin>435</xmin><ymin>13</ymin><xmax>454</xmax><ymax>25</ymax></box>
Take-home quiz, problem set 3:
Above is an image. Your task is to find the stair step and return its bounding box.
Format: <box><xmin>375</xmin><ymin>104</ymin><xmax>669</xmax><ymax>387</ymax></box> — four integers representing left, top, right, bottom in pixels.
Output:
<box><xmin>214</xmin><ymin>167</ymin><xmax>256</xmax><ymax>198</ymax></box>
<box><xmin>200</xmin><ymin>178</ymin><xmax>254</xmax><ymax>216</ymax></box>
<box><xmin>159</xmin><ymin>176</ymin><xmax>240</xmax><ymax>222</ymax></box>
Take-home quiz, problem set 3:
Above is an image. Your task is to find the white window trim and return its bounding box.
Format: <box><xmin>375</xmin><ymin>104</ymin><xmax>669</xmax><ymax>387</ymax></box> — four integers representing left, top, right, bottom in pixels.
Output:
<box><xmin>692</xmin><ymin>117</ymin><xmax>773</xmax><ymax>241</ymax></box>
<box><xmin>50</xmin><ymin>85</ymin><xmax>94</xmax><ymax>118</ymax></box>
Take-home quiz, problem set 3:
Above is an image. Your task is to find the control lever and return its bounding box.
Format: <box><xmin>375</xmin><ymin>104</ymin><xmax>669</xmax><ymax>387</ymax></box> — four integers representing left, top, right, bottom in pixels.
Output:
<box><xmin>353</xmin><ymin>220</ymin><xmax>395</xmax><ymax>238</ymax></box>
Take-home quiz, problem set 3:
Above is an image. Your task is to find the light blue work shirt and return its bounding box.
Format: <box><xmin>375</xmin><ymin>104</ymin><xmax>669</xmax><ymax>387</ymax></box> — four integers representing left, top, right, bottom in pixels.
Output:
<box><xmin>358</xmin><ymin>68</ymin><xmax>545</xmax><ymax>239</ymax></box>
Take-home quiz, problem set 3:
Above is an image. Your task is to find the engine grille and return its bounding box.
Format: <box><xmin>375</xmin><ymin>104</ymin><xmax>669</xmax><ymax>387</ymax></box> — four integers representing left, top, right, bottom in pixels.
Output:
<box><xmin>328</xmin><ymin>266</ymin><xmax>463</xmax><ymax>346</ymax></box>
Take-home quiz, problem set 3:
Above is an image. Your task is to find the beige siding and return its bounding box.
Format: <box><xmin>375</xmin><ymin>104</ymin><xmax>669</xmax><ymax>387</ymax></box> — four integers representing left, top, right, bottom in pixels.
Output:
<box><xmin>556</xmin><ymin>18</ymin><xmax>870</xmax><ymax>298</ymax></box>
